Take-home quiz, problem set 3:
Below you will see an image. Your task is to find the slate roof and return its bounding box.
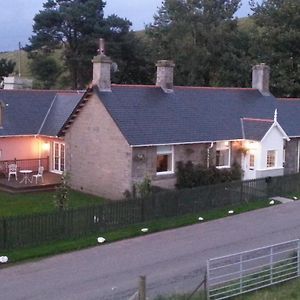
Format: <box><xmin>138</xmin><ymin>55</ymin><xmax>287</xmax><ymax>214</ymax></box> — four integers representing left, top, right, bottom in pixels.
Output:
<box><xmin>241</xmin><ymin>118</ymin><xmax>273</xmax><ymax>141</ymax></box>
<box><xmin>0</xmin><ymin>90</ymin><xmax>84</xmax><ymax>137</ymax></box>
<box><xmin>276</xmin><ymin>98</ymin><xmax>300</xmax><ymax>137</ymax></box>
<box><xmin>2</xmin><ymin>86</ymin><xmax>299</xmax><ymax>145</ymax></box>
<box><xmin>97</xmin><ymin>85</ymin><xmax>278</xmax><ymax>146</ymax></box>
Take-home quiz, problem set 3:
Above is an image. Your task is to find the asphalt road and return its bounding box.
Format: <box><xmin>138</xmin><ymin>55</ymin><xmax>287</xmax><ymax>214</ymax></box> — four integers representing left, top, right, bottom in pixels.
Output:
<box><xmin>1</xmin><ymin>201</ymin><xmax>300</xmax><ymax>300</ymax></box>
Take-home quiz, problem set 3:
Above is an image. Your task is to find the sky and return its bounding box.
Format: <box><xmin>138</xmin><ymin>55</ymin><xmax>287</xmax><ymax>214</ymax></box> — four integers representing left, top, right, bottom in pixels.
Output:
<box><xmin>0</xmin><ymin>0</ymin><xmax>254</xmax><ymax>52</ymax></box>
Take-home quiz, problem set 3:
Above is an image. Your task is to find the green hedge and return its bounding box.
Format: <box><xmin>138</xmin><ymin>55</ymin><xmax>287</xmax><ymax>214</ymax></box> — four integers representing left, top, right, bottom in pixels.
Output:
<box><xmin>176</xmin><ymin>161</ymin><xmax>242</xmax><ymax>189</ymax></box>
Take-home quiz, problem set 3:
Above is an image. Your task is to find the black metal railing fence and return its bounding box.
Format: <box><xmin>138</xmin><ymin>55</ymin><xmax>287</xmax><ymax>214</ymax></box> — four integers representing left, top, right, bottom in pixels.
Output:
<box><xmin>1</xmin><ymin>173</ymin><xmax>300</xmax><ymax>250</ymax></box>
<box><xmin>0</xmin><ymin>157</ymin><xmax>49</xmax><ymax>176</ymax></box>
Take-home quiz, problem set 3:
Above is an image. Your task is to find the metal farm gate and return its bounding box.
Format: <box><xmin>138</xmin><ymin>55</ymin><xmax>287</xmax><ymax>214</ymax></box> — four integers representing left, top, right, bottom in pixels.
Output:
<box><xmin>207</xmin><ymin>239</ymin><xmax>300</xmax><ymax>299</ymax></box>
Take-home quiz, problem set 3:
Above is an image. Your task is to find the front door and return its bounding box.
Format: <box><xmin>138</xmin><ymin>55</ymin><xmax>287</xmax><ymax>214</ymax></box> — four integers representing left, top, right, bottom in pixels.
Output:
<box><xmin>53</xmin><ymin>142</ymin><xmax>65</xmax><ymax>173</ymax></box>
<box><xmin>242</xmin><ymin>151</ymin><xmax>256</xmax><ymax>180</ymax></box>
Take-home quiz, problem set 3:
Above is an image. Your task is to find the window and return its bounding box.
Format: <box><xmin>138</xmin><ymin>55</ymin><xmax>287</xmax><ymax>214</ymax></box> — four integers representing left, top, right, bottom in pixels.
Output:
<box><xmin>156</xmin><ymin>145</ymin><xmax>173</xmax><ymax>174</ymax></box>
<box><xmin>53</xmin><ymin>142</ymin><xmax>65</xmax><ymax>173</ymax></box>
<box><xmin>249</xmin><ymin>154</ymin><xmax>255</xmax><ymax>169</ymax></box>
<box><xmin>216</xmin><ymin>142</ymin><xmax>230</xmax><ymax>167</ymax></box>
<box><xmin>267</xmin><ymin>150</ymin><xmax>276</xmax><ymax>168</ymax></box>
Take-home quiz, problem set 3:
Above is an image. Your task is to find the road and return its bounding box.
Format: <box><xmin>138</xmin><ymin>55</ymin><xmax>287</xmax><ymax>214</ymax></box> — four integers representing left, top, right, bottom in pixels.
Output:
<box><xmin>1</xmin><ymin>201</ymin><xmax>300</xmax><ymax>300</ymax></box>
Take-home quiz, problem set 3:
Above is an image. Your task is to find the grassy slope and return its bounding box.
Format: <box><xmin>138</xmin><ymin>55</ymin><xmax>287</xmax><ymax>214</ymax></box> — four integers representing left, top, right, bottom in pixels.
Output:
<box><xmin>0</xmin><ymin>49</ymin><xmax>67</xmax><ymax>89</ymax></box>
<box><xmin>0</xmin><ymin>50</ymin><xmax>31</xmax><ymax>77</ymax></box>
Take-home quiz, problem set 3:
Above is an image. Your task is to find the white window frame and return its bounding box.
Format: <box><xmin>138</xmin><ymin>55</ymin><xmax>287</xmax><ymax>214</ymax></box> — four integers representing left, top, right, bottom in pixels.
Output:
<box><xmin>216</xmin><ymin>141</ymin><xmax>231</xmax><ymax>168</ymax></box>
<box><xmin>52</xmin><ymin>142</ymin><xmax>65</xmax><ymax>174</ymax></box>
<box><xmin>249</xmin><ymin>153</ymin><xmax>255</xmax><ymax>170</ymax></box>
<box><xmin>266</xmin><ymin>150</ymin><xmax>276</xmax><ymax>168</ymax></box>
<box><xmin>156</xmin><ymin>145</ymin><xmax>174</xmax><ymax>175</ymax></box>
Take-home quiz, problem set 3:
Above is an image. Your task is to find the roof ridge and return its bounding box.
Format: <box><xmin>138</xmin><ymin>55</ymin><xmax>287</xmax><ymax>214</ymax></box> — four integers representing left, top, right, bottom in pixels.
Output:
<box><xmin>174</xmin><ymin>86</ymin><xmax>255</xmax><ymax>91</ymax></box>
<box><xmin>111</xmin><ymin>84</ymin><xmax>256</xmax><ymax>91</ymax></box>
<box><xmin>278</xmin><ymin>98</ymin><xmax>300</xmax><ymax>101</ymax></box>
<box><xmin>37</xmin><ymin>94</ymin><xmax>58</xmax><ymax>134</ymax></box>
<box><xmin>0</xmin><ymin>89</ymin><xmax>84</xmax><ymax>93</ymax></box>
<box><xmin>111</xmin><ymin>84</ymin><xmax>158</xmax><ymax>88</ymax></box>
<box><xmin>242</xmin><ymin>117</ymin><xmax>273</xmax><ymax>123</ymax></box>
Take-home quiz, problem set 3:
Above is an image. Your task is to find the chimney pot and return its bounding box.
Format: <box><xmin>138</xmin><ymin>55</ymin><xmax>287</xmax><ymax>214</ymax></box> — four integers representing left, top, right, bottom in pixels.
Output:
<box><xmin>252</xmin><ymin>63</ymin><xmax>270</xmax><ymax>95</ymax></box>
<box><xmin>156</xmin><ymin>60</ymin><xmax>175</xmax><ymax>93</ymax></box>
<box><xmin>92</xmin><ymin>38</ymin><xmax>112</xmax><ymax>92</ymax></box>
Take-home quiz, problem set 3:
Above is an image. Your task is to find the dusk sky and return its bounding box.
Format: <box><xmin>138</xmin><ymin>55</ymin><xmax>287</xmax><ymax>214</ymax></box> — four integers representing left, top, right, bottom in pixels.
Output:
<box><xmin>0</xmin><ymin>0</ymin><xmax>254</xmax><ymax>52</ymax></box>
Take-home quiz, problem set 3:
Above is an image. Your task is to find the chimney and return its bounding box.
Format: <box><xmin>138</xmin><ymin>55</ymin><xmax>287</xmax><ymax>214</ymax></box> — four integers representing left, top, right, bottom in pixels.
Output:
<box><xmin>156</xmin><ymin>60</ymin><xmax>175</xmax><ymax>93</ymax></box>
<box><xmin>92</xmin><ymin>39</ymin><xmax>112</xmax><ymax>92</ymax></box>
<box><xmin>3</xmin><ymin>76</ymin><xmax>33</xmax><ymax>90</ymax></box>
<box><xmin>252</xmin><ymin>63</ymin><xmax>270</xmax><ymax>95</ymax></box>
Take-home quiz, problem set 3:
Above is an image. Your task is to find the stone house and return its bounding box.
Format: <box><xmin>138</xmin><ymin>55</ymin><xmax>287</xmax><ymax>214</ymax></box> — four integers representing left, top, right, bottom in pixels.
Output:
<box><xmin>1</xmin><ymin>47</ymin><xmax>300</xmax><ymax>199</ymax></box>
<box><xmin>59</xmin><ymin>50</ymin><xmax>299</xmax><ymax>199</ymax></box>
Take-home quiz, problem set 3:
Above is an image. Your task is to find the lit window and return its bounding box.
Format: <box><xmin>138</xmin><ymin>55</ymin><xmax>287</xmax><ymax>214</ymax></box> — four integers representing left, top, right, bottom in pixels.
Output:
<box><xmin>216</xmin><ymin>142</ymin><xmax>230</xmax><ymax>167</ymax></box>
<box><xmin>156</xmin><ymin>145</ymin><xmax>173</xmax><ymax>174</ymax></box>
<box><xmin>267</xmin><ymin>150</ymin><xmax>276</xmax><ymax>168</ymax></box>
<box><xmin>249</xmin><ymin>154</ymin><xmax>255</xmax><ymax>169</ymax></box>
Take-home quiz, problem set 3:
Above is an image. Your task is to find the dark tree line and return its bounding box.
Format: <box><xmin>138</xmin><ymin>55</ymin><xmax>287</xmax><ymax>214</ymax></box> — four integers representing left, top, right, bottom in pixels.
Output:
<box><xmin>26</xmin><ymin>0</ymin><xmax>300</xmax><ymax>97</ymax></box>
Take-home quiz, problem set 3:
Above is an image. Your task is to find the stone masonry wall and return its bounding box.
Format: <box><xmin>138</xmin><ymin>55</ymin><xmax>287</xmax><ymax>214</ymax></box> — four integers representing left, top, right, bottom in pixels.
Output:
<box><xmin>132</xmin><ymin>143</ymin><xmax>209</xmax><ymax>190</ymax></box>
<box><xmin>284</xmin><ymin>138</ymin><xmax>299</xmax><ymax>175</ymax></box>
<box><xmin>64</xmin><ymin>93</ymin><xmax>132</xmax><ymax>200</ymax></box>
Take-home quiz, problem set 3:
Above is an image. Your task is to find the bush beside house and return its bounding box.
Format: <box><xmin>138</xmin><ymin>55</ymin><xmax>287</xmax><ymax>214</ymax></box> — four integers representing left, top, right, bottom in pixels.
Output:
<box><xmin>176</xmin><ymin>161</ymin><xmax>242</xmax><ymax>189</ymax></box>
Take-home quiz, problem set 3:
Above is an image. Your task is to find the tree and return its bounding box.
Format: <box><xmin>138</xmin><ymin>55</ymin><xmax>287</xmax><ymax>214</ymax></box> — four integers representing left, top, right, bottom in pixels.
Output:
<box><xmin>249</xmin><ymin>0</ymin><xmax>300</xmax><ymax>97</ymax></box>
<box><xmin>29</xmin><ymin>52</ymin><xmax>62</xmax><ymax>89</ymax></box>
<box><xmin>0</xmin><ymin>58</ymin><xmax>16</xmax><ymax>88</ymax></box>
<box><xmin>27</xmin><ymin>0</ymin><xmax>151</xmax><ymax>89</ymax></box>
<box><xmin>145</xmin><ymin>0</ymin><xmax>251</xmax><ymax>87</ymax></box>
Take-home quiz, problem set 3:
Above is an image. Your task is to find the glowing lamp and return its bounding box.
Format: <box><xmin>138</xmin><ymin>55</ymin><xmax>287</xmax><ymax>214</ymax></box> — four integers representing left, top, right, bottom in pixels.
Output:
<box><xmin>42</xmin><ymin>142</ymin><xmax>50</xmax><ymax>151</ymax></box>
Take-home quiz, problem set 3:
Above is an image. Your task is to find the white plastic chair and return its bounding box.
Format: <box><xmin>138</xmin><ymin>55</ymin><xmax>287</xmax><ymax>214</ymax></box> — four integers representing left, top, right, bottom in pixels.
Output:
<box><xmin>8</xmin><ymin>164</ymin><xmax>18</xmax><ymax>181</ymax></box>
<box><xmin>32</xmin><ymin>166</ymin><xmax>44</xmax><ymax>184</ymax></box>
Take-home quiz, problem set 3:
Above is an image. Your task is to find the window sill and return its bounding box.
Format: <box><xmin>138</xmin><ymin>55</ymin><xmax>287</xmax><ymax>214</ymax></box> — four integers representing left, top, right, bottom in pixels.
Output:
<box><xmin>216</xmin><ymin>166</ymin><xmax>231</xmax><ymax>169</ymax></box>
<box><xmin>257</xmin><ymin>167</ymin><xmax>284</xmax><ymax>171</ymax></box>
<box><xmin>156</xmin><ymin>171</ymin><xmax>174</xmax><ymax>176</ymax></box>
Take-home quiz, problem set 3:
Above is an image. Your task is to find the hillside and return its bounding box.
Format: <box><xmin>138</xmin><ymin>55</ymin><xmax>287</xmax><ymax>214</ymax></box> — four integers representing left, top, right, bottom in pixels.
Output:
<box><xmin>0</xmin><ymin>50</ymin><xmax>31</xmax><ymax>77</ymax></box>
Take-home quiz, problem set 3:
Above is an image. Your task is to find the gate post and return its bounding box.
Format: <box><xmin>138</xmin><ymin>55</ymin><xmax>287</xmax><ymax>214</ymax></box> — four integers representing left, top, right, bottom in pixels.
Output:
<box><xmin>206</xmin><ymin>260</ymin><xmax>210</xmax><ymax>300</ymax></box>
<box><xmin>297</xmin><ymin>240</ymin><xmax>300</xmax><ymax>276</ymax></box>
<box><xmin>2</xmin><ymin>218</ymin><xmax>7</xmax><ymax>250</ymax></box>
<box><xmin>138</xmin><ymin>276</ymin><xmax>146</xmax><ymax>300</ymax></box>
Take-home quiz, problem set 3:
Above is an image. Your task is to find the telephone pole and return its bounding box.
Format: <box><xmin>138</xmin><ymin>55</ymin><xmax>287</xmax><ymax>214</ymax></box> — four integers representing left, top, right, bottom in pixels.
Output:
<box><xmin>18</xmin><ymin>42</ymin><xmax>22</xmax><ymax>77</ymax></box>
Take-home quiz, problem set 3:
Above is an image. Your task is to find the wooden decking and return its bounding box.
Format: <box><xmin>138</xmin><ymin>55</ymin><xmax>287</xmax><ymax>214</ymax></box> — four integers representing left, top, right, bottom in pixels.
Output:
<box><xmin>0</xmin><ymin>172</ymin><xmax>62</xmax><ymax>193</ymax></box>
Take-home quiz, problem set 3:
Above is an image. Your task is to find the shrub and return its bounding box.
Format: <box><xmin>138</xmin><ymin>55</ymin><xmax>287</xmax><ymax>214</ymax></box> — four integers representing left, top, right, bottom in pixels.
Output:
<box><xmin>176</xmin><ymin>161</ymin><xmax>242</xmax><ymax>189</ymax></box>
<box><xmin>53</xmin><ymin>172</ymin><xmax>70</xmax><ymax>210</ymax></box>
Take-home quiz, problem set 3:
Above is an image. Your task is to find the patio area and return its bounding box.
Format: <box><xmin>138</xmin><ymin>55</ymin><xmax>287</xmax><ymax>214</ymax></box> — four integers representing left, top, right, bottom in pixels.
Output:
<box><xmin>0</xmin><ymin>172</ymin><xmax>62</xmax><ymax>193</ymax></box>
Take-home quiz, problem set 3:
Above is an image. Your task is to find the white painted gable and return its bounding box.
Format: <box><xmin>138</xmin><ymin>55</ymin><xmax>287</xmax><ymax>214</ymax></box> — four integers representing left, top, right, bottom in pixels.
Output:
<box><xmin>260</xmin><ymin>124</ymin><xmax>286</xmax><ymax>170</ymax></box>
<box><xmin>242</xmin><ymin>121</ymin><xmax>289</xmax><ymax>180</ymax></box>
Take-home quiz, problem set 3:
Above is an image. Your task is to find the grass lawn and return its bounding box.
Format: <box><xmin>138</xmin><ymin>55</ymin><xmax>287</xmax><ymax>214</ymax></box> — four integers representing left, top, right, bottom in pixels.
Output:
<box><xmin>1</xmin><ymin>198</ymin><xmax>277</xmax><ymax>264</ymax></box>
<box><xmin>0</xmin><ymin>190</ymin><xmax>106</xmax><ymax>217</ymax></box>
<box><xmin>154</xmin><ymin>277</ymin><xmax>300</xmax><ymax>299</ymax></box>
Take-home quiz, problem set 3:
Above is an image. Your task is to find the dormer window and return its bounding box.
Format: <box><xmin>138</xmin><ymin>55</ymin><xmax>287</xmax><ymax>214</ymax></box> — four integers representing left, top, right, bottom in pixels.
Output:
<box><xmin>0</xmin><ymin>101</ymin><xmax>5</xmax><ymax>128</ymax></box>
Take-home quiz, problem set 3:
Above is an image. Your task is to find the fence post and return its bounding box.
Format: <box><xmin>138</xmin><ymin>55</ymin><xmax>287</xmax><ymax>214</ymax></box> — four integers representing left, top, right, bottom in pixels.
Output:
<box><xmin>204</xmin><ymin>270</ymin><xmax>208</xmax><ymax>300</ymax></box>
<box><xmin>206</xmin><ymin>261</ymin><xmax>210</xmax><ymax>300</ymax></box>
<box><xmin>239</xmin><ymin>254</ymin><xmax>243</xmax><ymax>293</ymax></box>
<box><xmin>240</xmin><ymin>181</ymin><xmax>244</xmax><ymax>203</ymax></box>
<box><xmin>138</xmin><ymin>276</ymin><xmax>146</xmax><ymax>300</ymax></box>
<box><xmin>140</xmin><ymin>198</ymin><xmax>145</xmax><ymax>222</ymax></box>
<box><xmin>270</xmin><ymin>246</ymin><xmax>273</xmax><ymax>284</ymax></box>
<box><xmin>2</xmin><ymin>218</ymin><xmax>7</xmax><ymax>250</ymax></box>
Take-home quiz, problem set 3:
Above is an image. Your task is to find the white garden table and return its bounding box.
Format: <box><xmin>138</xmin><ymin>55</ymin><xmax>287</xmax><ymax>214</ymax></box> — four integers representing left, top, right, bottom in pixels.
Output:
<box><xmin>19</xmin><ymin>170</ymin><xmax>33</xmax><ymax>184</ymax></box>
